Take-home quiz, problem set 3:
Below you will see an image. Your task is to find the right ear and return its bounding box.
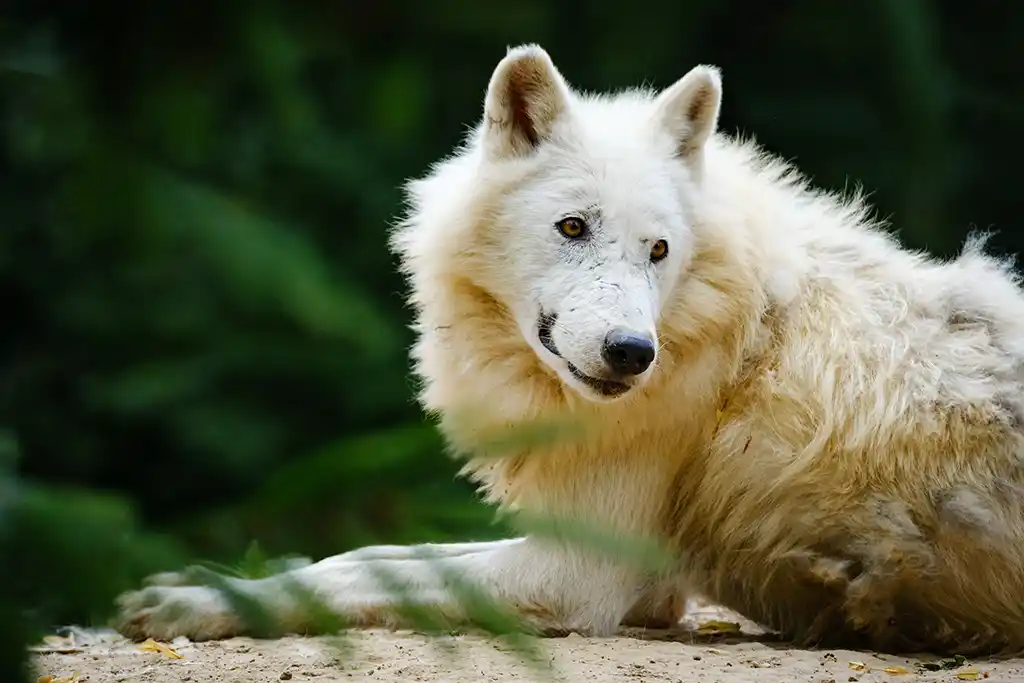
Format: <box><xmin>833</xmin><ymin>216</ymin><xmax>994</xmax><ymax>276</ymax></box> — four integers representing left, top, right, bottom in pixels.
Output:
<box><xmin>651</xmin><ymin>65</ymin><xmax>722</xmax><ymax>161</ymax></box>
<box><xmin>481</xmin><ymin>44</ymin><xmax>571</xmax><ymax>160</ymax></box>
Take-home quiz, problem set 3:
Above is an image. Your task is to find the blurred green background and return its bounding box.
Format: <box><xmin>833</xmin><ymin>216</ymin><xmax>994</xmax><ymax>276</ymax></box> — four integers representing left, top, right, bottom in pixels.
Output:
<box><xmin>2</xmin><ymin>0</ymin><xmax>1022</xmax><ymax>675</ymax></box>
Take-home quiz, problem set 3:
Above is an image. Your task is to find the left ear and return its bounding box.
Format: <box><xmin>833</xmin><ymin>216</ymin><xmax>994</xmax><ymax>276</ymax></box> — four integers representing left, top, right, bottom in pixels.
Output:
<box><xmin>652</xmin><ymin>65</ymin><xmax>722</xmax><ymax>159</ymax></box>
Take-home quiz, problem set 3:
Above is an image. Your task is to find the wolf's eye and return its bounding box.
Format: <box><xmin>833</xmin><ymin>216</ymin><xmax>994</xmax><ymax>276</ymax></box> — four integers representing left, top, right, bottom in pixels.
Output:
<box><xmin>556</xmin><ymin>217</ymin><xmax>586</xmax><ymax>239</ymax></box>
<box><xmin>650</xmin><ymin>239</ymin><xmax>669</xmax><ymax>262</ymax></box>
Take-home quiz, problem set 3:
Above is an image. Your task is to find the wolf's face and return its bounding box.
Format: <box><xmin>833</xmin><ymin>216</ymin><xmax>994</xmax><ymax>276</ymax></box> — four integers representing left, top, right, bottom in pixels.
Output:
<box><xmin>476</xmin><ymin>46</ymin><xmax>722</xmax><ymax>403</ymax></box>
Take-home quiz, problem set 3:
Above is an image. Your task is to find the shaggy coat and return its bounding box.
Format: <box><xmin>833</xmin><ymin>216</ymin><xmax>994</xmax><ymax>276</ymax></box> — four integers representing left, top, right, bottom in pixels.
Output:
<box><xmin>115</xmin><ymin>44</ymin><xmax>1024</xmax><ymax>656</ymax></box>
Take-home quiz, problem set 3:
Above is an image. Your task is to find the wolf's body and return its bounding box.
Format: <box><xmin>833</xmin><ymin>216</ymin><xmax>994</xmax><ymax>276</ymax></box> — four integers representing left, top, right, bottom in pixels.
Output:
<box><xmin>115</xmin><ymin>45</ymin><xmax>1024</xmax><ymax>655</ymax></box>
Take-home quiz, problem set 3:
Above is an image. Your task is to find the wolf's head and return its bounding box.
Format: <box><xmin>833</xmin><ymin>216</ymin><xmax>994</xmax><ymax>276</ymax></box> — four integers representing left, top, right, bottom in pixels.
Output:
<box><xmin>398</xmin><ymin>45</ymin><xmax>723</xmax><ymax>405</ymax></box>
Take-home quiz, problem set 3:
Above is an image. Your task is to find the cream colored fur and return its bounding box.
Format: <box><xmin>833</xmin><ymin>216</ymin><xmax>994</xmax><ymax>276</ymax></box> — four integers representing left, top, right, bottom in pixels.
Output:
<box><xmin>115</xmin><ymin>45</ymin><xmax>1024</xmax><ymax>655</ymax></box>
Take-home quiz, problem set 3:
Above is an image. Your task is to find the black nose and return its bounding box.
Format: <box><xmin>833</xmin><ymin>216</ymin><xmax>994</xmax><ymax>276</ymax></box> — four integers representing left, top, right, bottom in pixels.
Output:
<box><xmin>602</xmin><ymin>328</ymin><xmax>656</xmax><ymax>376</ymax></box>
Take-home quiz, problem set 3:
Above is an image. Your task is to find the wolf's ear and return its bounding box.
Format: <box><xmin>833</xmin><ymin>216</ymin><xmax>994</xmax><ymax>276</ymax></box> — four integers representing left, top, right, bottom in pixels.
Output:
<box><xmin>482</xmin><ymin>45</ymin><xmax>571</xmax><ymax>160</ymax></box>
<box><xmin>652</xmin><ymin>65</ymin><xmax>722</xmax><ymax>160</ymax></box>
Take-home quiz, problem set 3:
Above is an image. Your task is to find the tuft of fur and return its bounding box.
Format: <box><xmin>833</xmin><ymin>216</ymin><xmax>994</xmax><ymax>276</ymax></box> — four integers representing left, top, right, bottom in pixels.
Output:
<box><xmin>391</xmin><ymin>44</ymin><xmax>1024</xmax><ymax>654</ymax></box>
<box><xmin>114</xmin><ymin>44</ymin><xmax>1024</xmax><ymax>656</ymax></box>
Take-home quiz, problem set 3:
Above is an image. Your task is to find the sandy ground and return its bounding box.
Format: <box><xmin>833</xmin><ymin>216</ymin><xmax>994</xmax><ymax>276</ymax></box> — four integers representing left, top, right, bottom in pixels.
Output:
<box><xmin>32</xmin><ymin>604</ymin><xmax>1024</xmax><ymax>683</ymax></box>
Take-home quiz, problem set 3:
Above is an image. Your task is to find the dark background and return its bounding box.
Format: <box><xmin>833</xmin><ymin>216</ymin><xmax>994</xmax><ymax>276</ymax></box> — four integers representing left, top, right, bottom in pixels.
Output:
<box><xmin>2</xmin><ymin>0</ymin><xmax>1021</xmax><ymax>675</ymax></box>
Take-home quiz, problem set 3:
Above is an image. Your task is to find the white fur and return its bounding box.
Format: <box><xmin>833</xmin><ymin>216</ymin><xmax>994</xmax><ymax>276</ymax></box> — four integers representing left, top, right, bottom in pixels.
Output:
<box><xmin>115</xmin><ymin>45</ymin><xmax>1024</xmax><ymax>654</ymax></box>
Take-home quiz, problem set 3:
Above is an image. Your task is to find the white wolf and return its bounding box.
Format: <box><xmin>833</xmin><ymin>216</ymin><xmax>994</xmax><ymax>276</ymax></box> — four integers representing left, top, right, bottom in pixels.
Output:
<box><xmin>116</xmin><ymin>44</ymin><xmax>1024</xmax><ymax>655</ymax></box>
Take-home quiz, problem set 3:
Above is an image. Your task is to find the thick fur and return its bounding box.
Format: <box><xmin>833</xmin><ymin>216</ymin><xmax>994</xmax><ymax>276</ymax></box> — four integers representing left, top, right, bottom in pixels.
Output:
<box><xmin>115</xmin><ymin>45</ymin><xmax>1024</xmax><ymax>655</ymax></box>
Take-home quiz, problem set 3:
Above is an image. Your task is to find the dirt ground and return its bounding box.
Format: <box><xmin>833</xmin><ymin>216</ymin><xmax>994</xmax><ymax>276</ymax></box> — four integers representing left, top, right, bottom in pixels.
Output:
<box><xmin>32</xmin><ymin>604</ymin><xmax>1024</xmax><ymax>683</ymax></box>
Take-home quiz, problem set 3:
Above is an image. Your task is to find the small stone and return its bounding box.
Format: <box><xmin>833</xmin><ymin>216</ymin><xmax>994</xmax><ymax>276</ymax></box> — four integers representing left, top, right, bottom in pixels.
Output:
<box><xmin>280</xmin><ymin>673</ymin><xmax>292</xmax><ymax>681</ymax></box>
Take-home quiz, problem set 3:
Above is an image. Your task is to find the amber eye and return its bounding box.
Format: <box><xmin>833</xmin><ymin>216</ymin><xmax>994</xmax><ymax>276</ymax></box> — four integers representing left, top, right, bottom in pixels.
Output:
<box><xmin>650</xmin><ymin>239</ymin><xmax>669</xmax><ymax>262</ymax></box>
<box><xmin>556</xmin><ymin>217</ymin><xmax>586</xmax><ymax>239</ymax></box>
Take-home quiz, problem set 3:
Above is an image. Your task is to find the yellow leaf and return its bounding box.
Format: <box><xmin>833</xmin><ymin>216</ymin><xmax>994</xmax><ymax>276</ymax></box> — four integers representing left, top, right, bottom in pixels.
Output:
<box><xmin>137</xmin><ymin>637</ymin><xmax>184</xmax><ymax>659</ymax></box>
<box><xmin>883</xmin><ymin>665</ymin><xmax>910</xmax><ymax>675</ymax></box>
<box><xmin>956</xmin><ymin>669</ymin><xmax>982</xmax><ymax>680</ymax></box>
<box><xmin>696</xmin><ymin>620</ymin><xmax>741</xmax><ymax>634</ymax></box>
<box><xmin>848</xmin><ymin>661</ymin><xmax>867</xmax><ymax>671</ymax></box>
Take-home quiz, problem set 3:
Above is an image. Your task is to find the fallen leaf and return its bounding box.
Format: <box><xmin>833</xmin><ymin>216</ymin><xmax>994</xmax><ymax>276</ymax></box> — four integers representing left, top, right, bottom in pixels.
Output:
<box><xmin>696</xmin><ymin>620</ymin><xmax>742</xmax><ymax>635</ymax></box>
<box><xmin>37</xmin><ymin>674</ymin><xmax>78</xmax><ymax>683</ymax></box>
<box><xmin>138</xmin><ymin>637</ymin><xmax>184</xmax><ymax>659</ymax></box>
<box><xmin>848</xmin><ymin>661</ymin><xmax>867</xmax><ymax>671</ymax></box>
<box><xmin>956</xmin><ymin>669</ymin><xmax>982</xmax><ymax>680</ymax></box>
<box><xmin>705</xmin><ymin>648</ymin><xmax>727</xmax><ymax>655</ymax></box>
<box><xmin>883</xmin><ymin>665</ymin><xmax>910</xmax><ymax>675</ymax></box>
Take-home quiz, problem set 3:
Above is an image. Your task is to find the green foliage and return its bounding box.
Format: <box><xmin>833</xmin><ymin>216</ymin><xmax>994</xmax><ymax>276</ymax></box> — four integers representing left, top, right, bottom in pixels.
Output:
<box><xmin>0</xmin><ymin>433</ymin><xmax>181</xmax><ymax>680</ymax></box>
<box><xmin>2</xmin><ymin>1</ymin><xmax>1023</xmax><ymax>680</ymax></box>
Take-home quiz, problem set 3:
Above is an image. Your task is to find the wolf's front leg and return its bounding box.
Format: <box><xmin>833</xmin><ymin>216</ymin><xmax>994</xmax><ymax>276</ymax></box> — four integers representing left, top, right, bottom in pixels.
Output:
<box><xmin>114</xmin><ymin>537</ymin><xmax>646</xmax><ymax>641</ymax></box>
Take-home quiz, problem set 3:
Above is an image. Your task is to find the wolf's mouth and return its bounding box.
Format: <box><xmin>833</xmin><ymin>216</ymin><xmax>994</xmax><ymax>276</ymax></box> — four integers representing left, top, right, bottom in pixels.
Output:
<box><xmin>537</xmin><ymin>312</ymin><xmax>560</xmax><ymax>356</ymax></box>
<box><xmin>566</xmin><ymin>363</ymin><xmax>631</xmax><ymax>397</ymax></box>
<box><xmin>536</xmin><ymin>313</ymin><xmax>631</xmax><ymax>397</ymax></box>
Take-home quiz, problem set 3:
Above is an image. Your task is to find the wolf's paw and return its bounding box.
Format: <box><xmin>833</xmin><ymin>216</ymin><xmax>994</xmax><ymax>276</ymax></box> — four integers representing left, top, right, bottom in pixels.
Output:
<box><xmin>114</xmin><ymin>585</ymin><xmax>243</xmax><ymax>642</ymax></box>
